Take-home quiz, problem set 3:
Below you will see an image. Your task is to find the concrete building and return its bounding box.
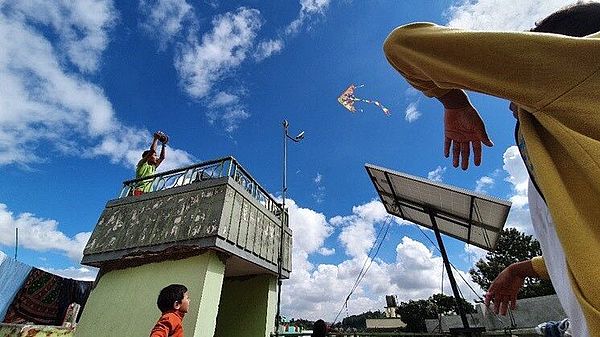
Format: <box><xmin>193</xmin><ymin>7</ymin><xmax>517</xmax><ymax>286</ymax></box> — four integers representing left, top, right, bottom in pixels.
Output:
<box><xmin>365</xmin><ymin>295</ymin><xmax>406</xmax><ymax>332</ymax></box>
<box><xmin>75</xmin><ymin>157</ymin><xmax>291</xmax><ymax>337</ymax></box>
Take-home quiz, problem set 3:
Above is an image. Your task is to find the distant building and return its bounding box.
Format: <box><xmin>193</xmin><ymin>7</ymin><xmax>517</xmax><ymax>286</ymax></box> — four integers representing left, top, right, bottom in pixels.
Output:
<box><xmin>365</xmin><ymin>295</ymin><xmax>406</xmax><ymax>332</ymax></box>
<box><xmin>366</xmin><ymin>318</ymin><xmax>406</xmax><ymax>331</ymax></box>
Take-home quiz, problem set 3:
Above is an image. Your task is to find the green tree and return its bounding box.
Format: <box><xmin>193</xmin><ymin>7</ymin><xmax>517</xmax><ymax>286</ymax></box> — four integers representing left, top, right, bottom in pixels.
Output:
<box><xmin>430</xmin><ymin>293</ymin><xmax>475</xmax><ymax>315</ymax></box>
<box><xmin>396</xmin><ymin>299</ymin><xmax>437</xmax><ymax>332</ymax></box>
<box><xmin>396</xmin><ymin>294</ymin><xmax>475</xmax><ymax>332</ymax></box>
<box><xmin>469</xmin><ymin>228</ymin><xmax>555</xmax><ymax>298</ymax></box>
<box><xmin>287</xmin><ymin>318</ymin><xmax>314</xmax><ymax>331</ymax></box>
<box><xmin>341</xmin><ymin>310</ymin><xmax>385</xmax><ymax>331</ymax></box>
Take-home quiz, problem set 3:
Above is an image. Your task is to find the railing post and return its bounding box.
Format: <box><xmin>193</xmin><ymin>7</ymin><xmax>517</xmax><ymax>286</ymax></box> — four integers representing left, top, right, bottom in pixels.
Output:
<box><xmin>227</xmin><ymin>157</ymin><xmax>234</xmax><ymax>177</ymax></box>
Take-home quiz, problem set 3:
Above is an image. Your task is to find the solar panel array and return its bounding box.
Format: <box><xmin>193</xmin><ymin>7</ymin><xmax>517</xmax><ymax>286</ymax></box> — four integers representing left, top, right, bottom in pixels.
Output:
<box><xmin>366</xmin><ymin>164</ymin><xmax>511</xmax><ymax>251</ymax></box>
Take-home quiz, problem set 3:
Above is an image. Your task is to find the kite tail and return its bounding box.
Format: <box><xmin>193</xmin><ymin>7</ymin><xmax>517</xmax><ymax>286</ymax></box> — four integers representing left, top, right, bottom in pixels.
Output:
<box><xmin>359</xmin><ymin>99</ymin><xmax>391</xmax><ymax>116</ymax></box>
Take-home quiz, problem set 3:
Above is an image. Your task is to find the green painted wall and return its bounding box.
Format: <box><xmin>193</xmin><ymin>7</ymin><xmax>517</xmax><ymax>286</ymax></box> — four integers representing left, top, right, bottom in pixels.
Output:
<box><xmin>213</xmin><ymin>274</ymin><xmax>277</xmax><ymax>337</ymax></box>
<box><xmin>75</xmin><ymin>252</ymin><xmax>225</xmax><ymax>337</ymax></box>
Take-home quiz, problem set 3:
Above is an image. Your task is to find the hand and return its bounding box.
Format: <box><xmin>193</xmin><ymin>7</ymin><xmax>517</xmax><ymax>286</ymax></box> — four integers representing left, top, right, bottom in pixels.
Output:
<box><xmin>154</xmin><ymin>131</ymin><xmax>168</xmax><ymax>144</ymax></box>
<box><xmin>444</xmin><ymin>104</ymin><xmax>493</xmax><ymax>170</ymax></box>
<box><xmin>484</xmin><ymin>265</ymin><xmax>524</xmax><ymax>315</ymax></box>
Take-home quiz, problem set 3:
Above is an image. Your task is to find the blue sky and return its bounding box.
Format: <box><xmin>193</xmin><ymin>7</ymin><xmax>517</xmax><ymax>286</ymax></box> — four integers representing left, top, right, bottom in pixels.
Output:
<box><xmin>0</xmin><ymin>0</ymin><xmax>575</xmax><ymax>321</ymax></box>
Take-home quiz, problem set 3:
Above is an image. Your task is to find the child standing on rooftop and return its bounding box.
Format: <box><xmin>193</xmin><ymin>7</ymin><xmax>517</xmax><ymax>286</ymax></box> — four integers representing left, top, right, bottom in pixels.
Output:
<box><xmin>135</xmin><ymin>131</ymin><xmax>168</xmax><ymax>195</ymax></box>
<box><xmin>150</xmin><ymin>284</ymin><xmax>190</xmax><ymax>337</ymax></box>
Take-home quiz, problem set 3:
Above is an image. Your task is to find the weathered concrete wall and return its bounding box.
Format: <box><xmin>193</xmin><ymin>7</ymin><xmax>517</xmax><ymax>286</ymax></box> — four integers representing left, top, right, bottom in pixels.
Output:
<box><xmin>213</xmin><ymin>274</ymin><xmax>277</xmax><ymax>337</ymax></box>
<box><xmin>84</xmin><ymin>181</ymin><xmax>227</xmax><ymax>257</ymax></box>
<box><xmin>219</xmin><ymin>183</ymin><xmax>292</xmax><ymax>272</ymax></box>
<box><xmin>82</xmin><ymin>177</ymin><xmax>291</xmax><ymax>276</ymax></box>
<box><xmin>75</xmin><ymin>252</ymin><xmax>225</xmax><ymax>337</ymax></box>
<box><xmin>0</xmin><ymin>324</ymin><xmax>74</xmax><ymax>337</ymax></box>
<box><xmin>425</xmin><ymin>294</ymin><xmax>566</xmax><ymax>332</ymax></box>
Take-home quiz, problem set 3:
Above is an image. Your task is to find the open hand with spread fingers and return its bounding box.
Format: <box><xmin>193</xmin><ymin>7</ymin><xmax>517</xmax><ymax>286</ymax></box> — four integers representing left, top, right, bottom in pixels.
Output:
<box><xmin>484</xmin><ymin>263</ymin><xmax>526</xmax><ymax>316</ymax></box>
<box><xmin>444</xmin><ymin>104</ymin><xmax>494</xmax><ymax>170</ymax></box>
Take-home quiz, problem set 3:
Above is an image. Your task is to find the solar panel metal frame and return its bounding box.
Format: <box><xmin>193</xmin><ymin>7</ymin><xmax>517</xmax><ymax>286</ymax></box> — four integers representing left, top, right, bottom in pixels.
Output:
<box><xmin>366</xmin><ymin>163</ymin><xmax>511</xmax><ymax>251</ymax></box>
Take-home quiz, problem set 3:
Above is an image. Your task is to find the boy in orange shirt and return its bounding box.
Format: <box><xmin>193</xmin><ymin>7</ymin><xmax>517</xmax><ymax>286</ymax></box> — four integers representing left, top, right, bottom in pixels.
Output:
<box><xmin>150</xmin><ymin>284</ymin><xmax>190</xmax><ymax>337</ymax></box>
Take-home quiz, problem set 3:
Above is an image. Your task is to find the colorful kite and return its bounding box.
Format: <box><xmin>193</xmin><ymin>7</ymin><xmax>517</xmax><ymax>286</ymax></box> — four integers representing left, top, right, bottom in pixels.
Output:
<box><xmin>337</xmin><ymin>84</ymin><xmax>391</xmax><ymax>116</ymax></box>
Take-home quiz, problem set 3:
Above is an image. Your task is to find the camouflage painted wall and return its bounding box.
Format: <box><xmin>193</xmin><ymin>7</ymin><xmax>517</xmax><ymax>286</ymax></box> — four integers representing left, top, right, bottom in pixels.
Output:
<box><xmin>83</xmin><ymin>177</ymin><xmax>291</xmax><ymax>273</ymax></box>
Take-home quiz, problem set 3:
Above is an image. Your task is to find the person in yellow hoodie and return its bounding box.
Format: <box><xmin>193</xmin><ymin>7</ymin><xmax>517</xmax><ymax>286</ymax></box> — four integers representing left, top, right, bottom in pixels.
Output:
<box><xmin>383</xmin><ymin>3</ymin><xmax>600</xmax><ymax>336</ymax></box>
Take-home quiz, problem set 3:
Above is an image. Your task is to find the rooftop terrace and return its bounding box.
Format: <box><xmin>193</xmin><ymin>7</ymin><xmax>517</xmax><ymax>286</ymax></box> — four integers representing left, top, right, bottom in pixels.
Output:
<box><xmin>82</xmin><ymin>156</ymin><xmax>292</xmax><ymax>278</ymax></box>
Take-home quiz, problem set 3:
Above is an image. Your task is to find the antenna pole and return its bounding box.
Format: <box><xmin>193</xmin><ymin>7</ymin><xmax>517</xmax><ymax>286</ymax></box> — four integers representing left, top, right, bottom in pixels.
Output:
<box><xmin>15</xmin><ymin>227</ymin><xmax>19</xmax><ymax>260</ymax></box>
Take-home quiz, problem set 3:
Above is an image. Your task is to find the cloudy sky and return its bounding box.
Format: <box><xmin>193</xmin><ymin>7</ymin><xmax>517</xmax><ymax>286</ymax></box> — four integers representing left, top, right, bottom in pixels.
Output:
<box><xmin>0</xmin><ymin>0</ymin><xmax>579</xmax><ymax>322</ymax></box>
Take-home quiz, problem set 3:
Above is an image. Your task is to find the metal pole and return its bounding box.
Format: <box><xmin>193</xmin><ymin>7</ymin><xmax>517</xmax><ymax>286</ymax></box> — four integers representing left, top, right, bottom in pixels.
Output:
<box><xmin>15</xmin><ymin>227</ymin><xmax>18</xmax><ymax>260</ymax></box>
<box><xmin>275</xmin><ymin>120</ymin><xmax>289</xmax><ymax>336</ymax></box>
<box><xmin>428</xmin><ymin>211</ymin><xmax>470</xmax><ymax>329</ymax></box>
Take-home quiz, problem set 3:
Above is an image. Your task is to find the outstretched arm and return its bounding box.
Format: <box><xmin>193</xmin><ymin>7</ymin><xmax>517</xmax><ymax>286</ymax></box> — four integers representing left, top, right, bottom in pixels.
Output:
<box><xmin>384</xmin><ymin>23</ymin><xmax>600</xmax><ymax>168</ymax></box>
<box><xmin>156</xmin><ymin>142</ymin><xmax>166</xmax><ymax>168</ymax></box>
<box><xmin>138</xmin><ymin>134</ymin><xmax>159</xmax><ymax>167</ymax></box>
<box><xmin>150</xmin><ymin>134</ymin><xmax>159</xmax><ymax>156</ymax></box>
<box><xmin>484</xmin><ymin>258</ymin><xmax>546</xmax><ymax>315</ymax></box>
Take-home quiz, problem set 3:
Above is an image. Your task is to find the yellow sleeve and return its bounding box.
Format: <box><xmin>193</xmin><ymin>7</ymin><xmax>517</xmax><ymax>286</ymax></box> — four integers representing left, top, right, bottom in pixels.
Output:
<box><xmin>530</xmin><ymin>256</ymin><xmax>550</xmax><ymax>280</ymax></box>
<box><xmin>383</xmin><ymin>23</ymin><xmax>600</xmax><ymax>111</ymax></box>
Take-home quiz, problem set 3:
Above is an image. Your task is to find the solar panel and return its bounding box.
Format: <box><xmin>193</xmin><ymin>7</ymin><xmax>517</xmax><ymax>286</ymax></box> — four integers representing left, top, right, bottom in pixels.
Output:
<box><xmin>366</xmin><ymin>164</ymin><xmax>511</xmax><ymax>251</ymax></box>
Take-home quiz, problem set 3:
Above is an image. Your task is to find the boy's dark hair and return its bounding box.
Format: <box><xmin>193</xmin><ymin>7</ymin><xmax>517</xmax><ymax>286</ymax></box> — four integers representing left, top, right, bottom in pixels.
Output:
<box><xmin>156</xmin><ymin>284</ymin><xmax>187</xmax><ymax>313</ymax></box>
<box><xmin>311</xmin><ymin>319</ymin><xmax>327</xmax><ymax>337</ymax></box>
<box><xmin>142</xmin><ymin>150</ymin><xmax>152</xmax><ymax>158</ymax></box>
<box><xmin>532</xmin><ymin>2</ymin><xmax>600</xmax><ymax>36</ymax></box>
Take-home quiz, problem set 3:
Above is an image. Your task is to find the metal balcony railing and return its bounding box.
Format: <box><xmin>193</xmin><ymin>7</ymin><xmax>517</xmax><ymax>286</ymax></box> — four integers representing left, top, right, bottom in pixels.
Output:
<box><xmin>120</xmin><ymin>156</ymin><xmax>283</xmax><ymax>218</ymax></box>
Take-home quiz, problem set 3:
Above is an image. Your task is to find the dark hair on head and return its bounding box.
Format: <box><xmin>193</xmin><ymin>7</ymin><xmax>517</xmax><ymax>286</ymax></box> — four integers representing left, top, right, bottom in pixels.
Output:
<box><xmin>311</xmin><ymin>319</ymin><xmax>328</xmax><ymax>337</ymax></box>
<box><xmin>142</xmin><ymin>150</ymin><xmax>151</xmax><ymax>158</ymax></box>
<box><xmin>532</xmin><ymin>2</ymin><xmax>600</xmax><ymax>36</ymax></box>
<box><xmin>157</xmin><ymin>284</ymin><xmax>187</xmax><ymax>313</ymax></box>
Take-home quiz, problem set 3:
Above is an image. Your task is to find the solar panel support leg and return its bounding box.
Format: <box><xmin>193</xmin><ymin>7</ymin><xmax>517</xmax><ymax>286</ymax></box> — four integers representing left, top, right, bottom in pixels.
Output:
<box><xmin>428</xmin><ymin>210</ymin><xmax>470</xmax><ymax>329</ymax></box>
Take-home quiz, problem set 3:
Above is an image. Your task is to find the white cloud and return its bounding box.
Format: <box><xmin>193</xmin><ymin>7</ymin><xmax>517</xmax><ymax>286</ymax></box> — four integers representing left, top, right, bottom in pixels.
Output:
<box><xmin>405</xmin><ymin>101</ymin><xmax>422</xmax><ymax>123</ymax></box>
<box><xmin>139</xmin><ymin>0</ymin><xmax>195</xmax><ymax>48</ymax></box>
<box><xmin>274</xmin><ymin>199</ymin><xmax>483</xmax><ymax>320</ymax></box>
<box><xmin>331</xmin><ymin>200</ymin><xmax>390</xmax><ymax>259</ymax></box>
<box><xmin>283</xmin><ymin>227</ymin><xmax>481</xmax><ymax>320</ymax></box>
<box><xmin>3</xmin><ymin>0</ymin><xmax>117</xmax><ymax>73</ymax></box>
<box><xmin>463</xmin><ymin>243</ymin><xmax>487</xmax><ymax>264</ymax></box>
<box><xmin>427</xmin><ymin>166</ymin><xmax>447</xmax><ymax>182</ymax></box>
<box><xmin>204</xmin><ymin>90</ymin><xmax>251</xmax><ymax>133</ymax></box>
<box><xmin>314</xmin><ymin>173</ymin><xmax>322</xmax><ymax>184</ymax></box>
<box><xmin>502</xmin><ymin>146</ymin><xmax>533</xmax><ymax>234</ymax></box>
<box><xmin>221</xmin><ymin>107</ymin><xmax>251</xmax><ymax>133</ymax></box>
<box><xmin>0</xmin><ymin>203</ymin><xmax>89</xmax><ymax>262</ymax></box>
<box><xmin>387</xmin><ymin>237</ymin><xmax>483</xmax><ymax>301</ymax></box>
<box><xmin>141</xmin><ymin>2</ymin><xmax>332</xmax><ymax>132</ymax></box>
<box><xmin>312</xmin><ymin>173</ymin><xmax>326</xmax><ymax>203</ymax></box>
<box><xmin>318</xmin><ymin>247</ymin><xmax>335</xmax><ymax>256</ymax></box>
<box><xmin>42</xmin><ymin>266</ymin><xmax>98</xmax><ymax>281</ymax></box>
<box><xmin>175</xmin><ymin>7</ymin><xmax>262</xmax><ymax>99</ymax></box>
<box><xmin>503</xmin><ymin>146</ymin><xmax>528</xmax><ymax>199</ymax></box>
<box><xmin>286</xmin><ymin>199</ymin><xmax>333</xmax><ymax>257</ymax></box>
<box><xmin>286</xmin><ymin>0</ymin><xmax>332</xmax><ymax>35</ymax></box>
<box><xmin>475</xmin><ymin>176</ymin><xmax>494</xmax><ymax>193</ymax></box>
<box><xmin>0</xmin><ymin>1</ymin><xmax>194</xmax><ymax>169</ymax></box>
<box><xmin>210</xmin><ymin>91</ymin><xmax>240</xmax><ymax>108</ymax></box>
<box><xmin>254</xmin><ymin>0</ymin><xmax>331</xmax><ymax>63</ymax></box>
<box><xmin>446</xmin><ymin>0</ymin><xmax>576</xmax><ymax>31</ymax></box>
<box><xmin>169</xmin><ymin>7</ymin><xmax>260</xmax><ymax>132</ymax></box>
<box><xmin>254</xmin><ymin>38</ymin><xmax>284</xmax><ymax>61</ymax></box>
